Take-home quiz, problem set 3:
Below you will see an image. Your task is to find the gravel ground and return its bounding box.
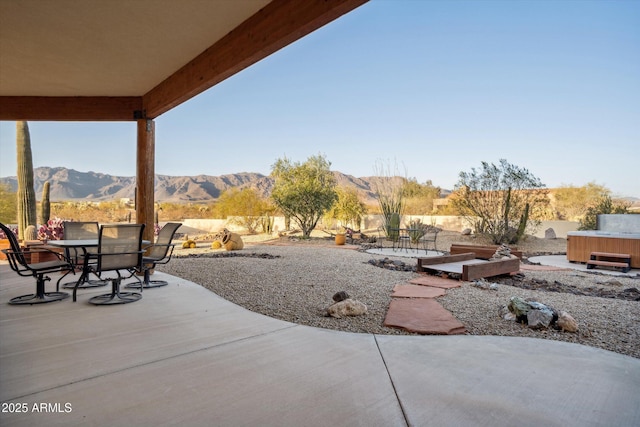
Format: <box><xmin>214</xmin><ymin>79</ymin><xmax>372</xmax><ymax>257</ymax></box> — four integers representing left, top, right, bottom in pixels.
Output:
<box><xmin>158</xmin><ymin>231</ymin><xmax>640</xmax><ymax>359</ymax></box>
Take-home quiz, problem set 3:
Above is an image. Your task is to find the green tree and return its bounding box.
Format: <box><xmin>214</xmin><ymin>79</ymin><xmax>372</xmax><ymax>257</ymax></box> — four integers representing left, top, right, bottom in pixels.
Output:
<box><xmin>578</xmin><ymin>195</ymin><xmax>630</xmax><ymax>230</ymax></box>
<box><xmin>270</xmin><ymin>154</ymin><xmax>337</xmax><ymax>238</ymax></box>
<box><xmin>325</xmin><ymin>186</ymin><xmax>367</xmax><ymax>229</ymax></box>
<box><xmin>452</xmin><ymin>159</ymin><xmax>548</xmax><ymax>244</ymax></box>
<box><xmin>216</xmin><ymin>188</ymin><xmax>273</xmax><ymax>234</ymax></box>
<box><xmin>0</xmin><ymin>183</ymin><xmax>17</xmax><ymax>224</ymax></box>
<box><xmin>552</xmin><ymin>182</ymin><xmax>610</xmax><ymax>221</ymax></box>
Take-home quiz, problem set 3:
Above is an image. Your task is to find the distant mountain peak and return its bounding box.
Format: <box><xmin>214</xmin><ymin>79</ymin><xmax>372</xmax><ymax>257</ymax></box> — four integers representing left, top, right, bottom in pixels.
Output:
<box><xmin>0</xmin><ymin>167</ymin><xmax>382</xmax><ymax>203</ymax></box>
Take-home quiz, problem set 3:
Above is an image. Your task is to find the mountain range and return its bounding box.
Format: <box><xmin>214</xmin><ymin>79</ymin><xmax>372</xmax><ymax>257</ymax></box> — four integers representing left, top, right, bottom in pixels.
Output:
<box><xmin>0</xmin><ymin>167</ymin><xmax>410</xmax><ymax>204</ymax></box>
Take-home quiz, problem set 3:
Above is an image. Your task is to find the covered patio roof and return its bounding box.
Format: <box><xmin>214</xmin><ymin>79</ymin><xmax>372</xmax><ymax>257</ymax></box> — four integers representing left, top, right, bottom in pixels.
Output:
<box><xmin>0</xmin><ymin>0</ymin><xmax>368</xmax><ymax>120</ymax></box>
<box><xmin>0</xmin><ymin>0</ymin><xmax>369</xmax><ymax>240</ymax></box>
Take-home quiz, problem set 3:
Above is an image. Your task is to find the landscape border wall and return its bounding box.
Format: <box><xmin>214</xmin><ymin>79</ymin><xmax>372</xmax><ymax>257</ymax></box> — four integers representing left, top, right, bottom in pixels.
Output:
<box><xmin>182</xmin><ymin>216</ymin><xmax>579</xmax><ymax>239</ymax></box>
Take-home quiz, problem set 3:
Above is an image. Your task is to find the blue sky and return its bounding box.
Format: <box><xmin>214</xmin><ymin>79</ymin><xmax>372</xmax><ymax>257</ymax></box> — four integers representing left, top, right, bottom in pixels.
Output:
<box><xmin>1</xmin><ymin>0</ymin><xmax>639</xmax><ymax>197</ymax></box>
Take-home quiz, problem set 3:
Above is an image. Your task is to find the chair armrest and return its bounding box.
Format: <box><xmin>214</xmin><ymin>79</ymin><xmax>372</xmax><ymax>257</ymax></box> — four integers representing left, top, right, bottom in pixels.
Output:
<box><xmin>24</xmin><ymin>246</ymin><xmax>68</xmax><ymax>262</ymax></box>
<box><xmin>143</xmin><ymin>244</ymin><xmax>176</xmax><ymax>266</ymax></box>
<box><xmin>2</xmin><ymin>247</ymin><xmax>71</xmax><ymax>276</ymax></box>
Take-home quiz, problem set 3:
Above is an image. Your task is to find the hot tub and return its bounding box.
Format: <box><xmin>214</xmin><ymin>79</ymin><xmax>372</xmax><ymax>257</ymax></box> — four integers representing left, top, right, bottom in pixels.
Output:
<box><xmin>566</xmin><ymin>231</ymin><xmax>640</xmax><ymax>268</ymax></box>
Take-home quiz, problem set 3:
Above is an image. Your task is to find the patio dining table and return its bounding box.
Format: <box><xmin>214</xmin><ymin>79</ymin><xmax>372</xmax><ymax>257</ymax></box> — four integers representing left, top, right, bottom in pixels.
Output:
<box><xmin>47</xmin><ymin>239</ymin><xmax>151</xmax><ymax>251</ymax></box>
<box><xmin>390</xmin><ymin>228</ymin><xmax>421</xmax><ymax>252</ymax></box>
<box><xmin>47</xmin><ymin>238</ymin><xmax>150</xmax><ymax>295</ymax></box>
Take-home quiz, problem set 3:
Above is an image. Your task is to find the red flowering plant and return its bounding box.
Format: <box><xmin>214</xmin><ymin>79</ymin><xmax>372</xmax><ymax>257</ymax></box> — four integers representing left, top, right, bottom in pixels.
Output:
<box><xmin>38</xmin><ymin>217</ymin><xmax>65</xmax><ymax>241</ymax></box>
<box><xmin>0</xmin><ymin>225</ymin><xmax>18</xmax><ymax>239</ymax></box>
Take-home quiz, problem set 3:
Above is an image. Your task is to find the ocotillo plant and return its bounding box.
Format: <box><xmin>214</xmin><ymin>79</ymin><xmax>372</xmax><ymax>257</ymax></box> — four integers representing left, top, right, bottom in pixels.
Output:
<box><xmin>387</xmin><ymin>211</ymin><xmax>400</xmax><ymax>241</ymax></box>
<box><xmin>40</xmin><ymin>181</ymin><xmax>51</xmax><ymax>225</ymax></box>
<box><xmin>514</xmin><ymin>203</ymin><xmax>530</xmax><ymax>244</ymax></box>
<box><xmin>16</xmin><ymin>121</ymin><xmax>37</xmax><ymax>241</ymax></box>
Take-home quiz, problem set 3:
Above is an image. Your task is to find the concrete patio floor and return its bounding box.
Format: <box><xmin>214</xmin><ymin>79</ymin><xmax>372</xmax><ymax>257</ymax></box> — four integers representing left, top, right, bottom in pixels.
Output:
<box><xmin>528</xmin><ymin>254</ymin><xmax>640</xmax><ymax>277</ymax></box>
<box><xmin>1</xmin><ymin>263</ymin><xmax>639</xmax><ymax>427</ymax></box>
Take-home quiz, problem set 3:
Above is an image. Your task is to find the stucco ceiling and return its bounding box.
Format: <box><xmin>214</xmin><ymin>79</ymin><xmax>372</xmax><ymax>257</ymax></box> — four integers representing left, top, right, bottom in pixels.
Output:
<box><xmin>0</xmin><ymin>0</ymin><xmax>368</xmax><ymax>119</ymax></box>
<box><xmin>0</xmin><ymin>0</ymin><xmax>271</xmax><ymax>97</ymax></box>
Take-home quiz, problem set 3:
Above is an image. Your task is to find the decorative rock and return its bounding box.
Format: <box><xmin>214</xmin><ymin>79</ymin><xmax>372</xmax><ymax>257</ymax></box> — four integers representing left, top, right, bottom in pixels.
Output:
<box><xmin>471</xmin><ymin>278</ymin><xmax>498</xmax><ymax>291</ymax></box>
<box><xmin>491</xmin><ymin>244</ymin><xmax>515</xmax><ymax>260</ymax></box>
<box><xmin>461</xmin><ymin>228</ymin><xmax>472</xmax><ymax>235</ymax></box>
<box><xmin>332</xmin><ymin>291</ymin><xmax>350</xmax><ymax>302</ymax></box>
<box><xmin>605</xmin><ymin>279</ymin><xmax>624</xmax><ymax>287</ymax></box>
<box><xmin>557</xmin><ymin>311</ymin><xmax>578</xmax><ymax>332</ymax></box>
<box><xmin>498</xmin><ymin>305</ymin><xmax>516</xmax><ymax>321</ymax></box>
<box><xmin>368</xmin><ymin>258</ymin><xmax>415</xmax><ymax>272</ymax></box>
<box><xmin>544</xmin><ymin>228</ymin><xmax>556</xmax><ymax>239</ymax></box>
<box><xmin>508</xmin><ymin>296</ymin><xmax>531</xmax><ymax>318</ymax></box>
<box><xmin>327</xmin><ymin>299</ymin><xmax>367</xmax><ymax>318</ymax></box>
<box><xmin>527</xmin><ymin>309</ymin><xmax>553</xmax><ymax>329</ymax></box>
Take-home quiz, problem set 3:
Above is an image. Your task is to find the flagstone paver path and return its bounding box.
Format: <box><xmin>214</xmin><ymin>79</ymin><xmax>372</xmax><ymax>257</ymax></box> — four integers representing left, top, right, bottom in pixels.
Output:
<box><xmin>383</xmin><ymin>262</ymin><xmax>573</xmax><ymax>335</ymax></box>
<box><xmin>390</xmin><ymin>284</ymin><xmax>446</xmax><ymax>298</ymax></box>
<box><xmin>408</xmin><ymin>275</ymin><xmax>462</xmax><ymax>289</ymax></box>
<box><xmin>383</xmin><ymin>274</ymin><xmax>466</xmax><ymax>335</ymax></box>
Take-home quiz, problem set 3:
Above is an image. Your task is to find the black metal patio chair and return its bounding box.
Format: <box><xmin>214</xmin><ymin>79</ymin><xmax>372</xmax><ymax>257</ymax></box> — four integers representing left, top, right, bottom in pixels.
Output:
<box><xmin>126</xmin><ymin>222</ymin><xmax>182</xmax><ymax>289</ymax></box>
<box><xmin>73</xmin><ymin>223</ymin><xmax>145</xmax><ymax>305</ymax></box>
<box><xmin>0</xmin><ymin>222</ymin><xmax>72</xmax><ymax>305</ymax></box>
<box><xmin>59</xmin><ymin>221</ymin><xmax>108</xmax><ymax>289</ymax></box>
<box><xmin>419</xmin><ymin>225</ymin><xmax>440</xmax><ymax>253</ymax></box>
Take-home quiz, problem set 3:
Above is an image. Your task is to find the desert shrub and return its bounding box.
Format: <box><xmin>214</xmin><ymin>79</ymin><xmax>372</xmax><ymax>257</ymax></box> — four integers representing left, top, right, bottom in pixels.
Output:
<box><xmin>0</xmin><ymin>183</ymin><xmax>17</xmax><ymax>224</ymax></box>
<box><xmin>552</xmin><ymin>182</ymin><xmax>611</xmax><ymax>221</ymax></box>
<box><xmin>402</xmin><ymin>179</ymin><xmax>441</xmax><ymax>215</ymax></box>
<box><xmin>216</xmin><ymin>188</ymin><xmax>273</xmax><ymax>234</ymax></box>
<box><xmin>452</xmin><ymin>159</ymin><xmax>549</xmax><ymax>244</ymax></box>
<box><xmin>324</xmin><ymin>186</ymin><xmax>367</xmax><ymax>230</ymax></box>
<box><xmin>578</xmin><ymin>195</ymin><xmax>630</xmax><ymax>230</ymax></box>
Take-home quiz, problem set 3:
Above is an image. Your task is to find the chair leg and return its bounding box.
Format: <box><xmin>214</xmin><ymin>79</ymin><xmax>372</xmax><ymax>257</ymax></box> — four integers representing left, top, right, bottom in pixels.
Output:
<box><xmin>61</xmin><ymin>264</ymin><xmax>108</xmax><ymax>289</ymax></box>
<box><xmin>61</xmin><ymin>273</ymin><xmax>108</xmax><ymax>289</ymax></box>
<box><xmin>126</xmin><ymin>267</ymin><xmax>168</xmax><ymax>289</ymax></box>
<box><xmin>9</xmin><ymin>274</ymin><xmax>69</xmax><ymax>305</ymax></box>
<box><xmin>89</xmin><ymin>277</ymin><xmax>141</xmax><ymax>305</ymax></box>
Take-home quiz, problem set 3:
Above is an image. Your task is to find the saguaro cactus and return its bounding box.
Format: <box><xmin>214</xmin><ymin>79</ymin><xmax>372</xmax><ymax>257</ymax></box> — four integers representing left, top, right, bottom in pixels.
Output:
<box><xmin>40</xmin><ymin>181</ymin><xmax>51</xmax><ymax>225</ymax></box>
<box><xmin>16</xmin><ymin>121</ymin><xmax>37</xmax><ymax>241</ymax></box>
<box><xmin>24</xmin><ymin>224</ymin><xmax>38</xmax><ymax>241</ymax></box>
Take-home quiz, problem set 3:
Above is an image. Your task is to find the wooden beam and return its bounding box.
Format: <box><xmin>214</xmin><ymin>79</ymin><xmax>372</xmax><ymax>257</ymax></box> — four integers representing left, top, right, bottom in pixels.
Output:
<box><xmin>136</xmin><ymin>119</ymin><xmax>155</xmax><ymax>245</ymax></box>
<box><xmin>462</xmin><ymin>258</ymin><xmax>521</xmax><ymax>281</ymax></box>
<box><xmin>0</xmin><ymin>96</ymin><xmax>143</xmax><ymax>121</ymax></box>
<box><xmin>450</xmin><ymin>244</ymin><xmax>523</xmax><ymax>260</ymax></box>
<box><xmin>417</xmin><ymin>253</ymin><xmax>476</xmax><ymax>271</ymax></box>
<box><xmin>143</xmin><ymin>0</ymin><xmax>368</xmax><ymax>118</ymax></box>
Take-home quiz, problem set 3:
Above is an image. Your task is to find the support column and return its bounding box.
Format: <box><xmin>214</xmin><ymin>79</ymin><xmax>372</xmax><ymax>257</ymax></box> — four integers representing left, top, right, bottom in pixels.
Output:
<box><xmin>136</xmin><ymin>119</ymin><xmax>155</xmax><ymax>244</ymax></box>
